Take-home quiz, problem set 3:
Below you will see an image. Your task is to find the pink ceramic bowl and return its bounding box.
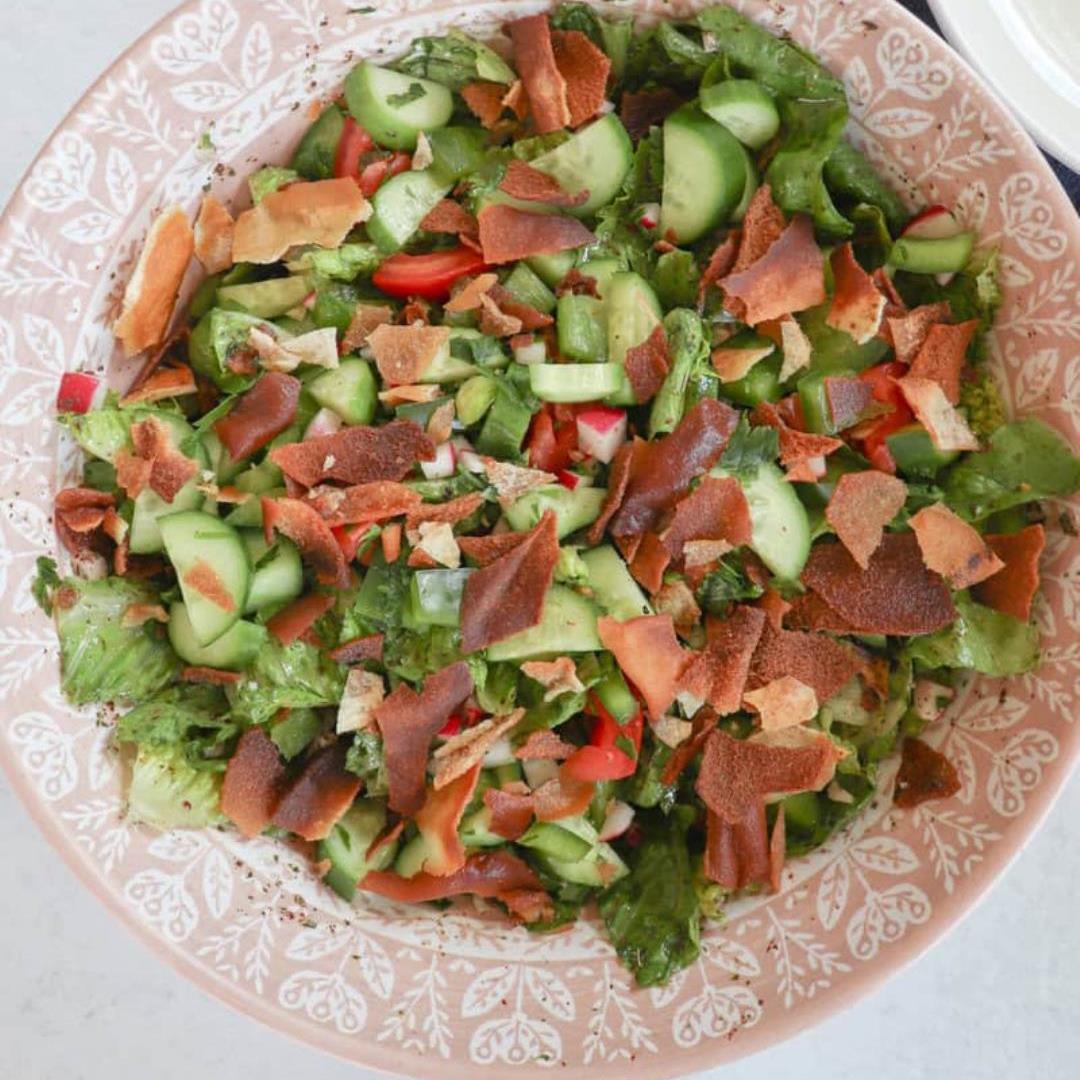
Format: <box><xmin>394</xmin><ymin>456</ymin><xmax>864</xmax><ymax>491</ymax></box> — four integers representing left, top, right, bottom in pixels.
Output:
<box><xmin>1</xmin><ymin>1</ymin><xmax>1077</xmax><ymax>1075</ymax></box>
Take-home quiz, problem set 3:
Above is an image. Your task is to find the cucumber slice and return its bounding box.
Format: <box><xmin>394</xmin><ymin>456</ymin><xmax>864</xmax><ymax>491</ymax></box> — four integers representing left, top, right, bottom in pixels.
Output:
<box><xmin>529</xmin><ymin>115</ymin><xmax>634</xmax><ymax>218</ymax></box>
<box><xmin>426</xmin><ymin>126</ymin><xmax>488</xmax><ymax>181</ymax></box>
<box><xmin>224</xmin><ymin>488</ymin><xmax>285</xmax><ymax>529</ymax></box>
<box><xmin>217</xmin><ymin>276</ymin><xmax>310</xmax><ymax>318</ymax></box>
<box><xmin>575</xmin><ymin>256</ymin><xmax>623</xmax><ymax>300</ymax></box>
<box><xmin>129</xmin><ymin>480</ymin><xmax>205</xmax><ymax>555</ymax></box>
<box><xmin>605</xmin><ymin>272</ymin><xmax>663</xmax><ymax>405</ymax></box>
<box><xmin>661</xmin><ymin>105</ymin><xmax>747</xmax><ymax>243</ymax></box>
<box><xmin>409</xmin><ymin>568</ymin><xmax>473</xmax><ymax>627</ymax></box>
<box><xmin>317</xmin><ymin>799</ymin><xmax>392</xmax><ymax>901</ymax></box>
<box><xmin>527</xmin><ymin>250</ymin><xmax>578</xmax><ymax>288</ymax></box>
<box><xmin>518</xmin><ymin>821</ymin><xmax>593</xmax><ymax>862</ymax></box>
<box><xmin>530</xmin><ymin>362</ymin><xmax>624</xmax><ymax>404</ymax></box>
<box><xmin>888</xmin><ymin>233</ymin><xmax>975</xmax><ymax>274</ymax></box>
<box><xmin>716</xmin><ymin>463</ymin><xmax>811</xmax><ymax>581</ymax></box>
<box><xmin>486</xmin><ymin>584</ymin><xmax>601</xmax><ymax>660</ymax></box>
<box><xmin>368</xmin><ymin>169</ymin><xmax>453</xmax><ymax>253</ymax></box>
<box><xmin>700</xmin><ymin>80</ymin><xmax>780</xmax><ymax>150</ymax></box>
<box><xmin>456</xmin><ymin>375</ymin><xmax>497</xmax><ymax>425</ymax></box>
<box><xmin>459</xmin><ymin>806</ymin><xmax>504</xmax><ymax>848</ymax></box>
<box><xmin>505</xmin><ymin>485</ymin><xmax>607</xmax><ymax>538</ymax></box>
<box><xmin>393</xmin><ymin>834</ymin><xmax>427</xmax><ymax>878</ymax></box>
<box><xmin>167</xmin><ymin>602</ymin><xmax>267</xmax><ymax>670</ymax></box>
<box><xmin>581</xmin><ymin>546</ymin><xmax>652</xmax><ymax>621</ymax></box>
<box><xmin>233</xmin><ymin>458</ymin><xmax>282</xmax><ymax>495</ymax></box>
<box><xmin>543</xmin><ymin>843</ymin><xmax>628</xmax><ymax>886</ymax></box>
<box><xmin>344</xmin><ymin>62</ymin><xmax>453</xmax><ymax>151</ymax></box>
<box><xmin>885</xmin><ymin>423</ymin><xmax>960</xmax><ymax>478</ymax></box>
<box><xmin>731</xmin><ymin>143</ymin><xmax>760</xmax><ymax>224</ymax></box>
<box><xmin>308</xmin><ymin>358</ymin><xmax>377</xmax><ymax>425</ymax></box>
<box><xmin>160</xmin><ymin>511</ymin><xmax>250</xmax><ymax>645</ymax></box>
<box><xmin>241</xmin><ymin>532</ymin><xmax>304</xmax><ymax>615</ymax></box>
<box><xmin>502</xmin><ymin>262</ymin><xmax>557</xmax><ymax>315</ymax></box>
<box><xmin>291</xmin><ymin>103</ymin><xmax>345</xmax><ymax>180</ymax></box>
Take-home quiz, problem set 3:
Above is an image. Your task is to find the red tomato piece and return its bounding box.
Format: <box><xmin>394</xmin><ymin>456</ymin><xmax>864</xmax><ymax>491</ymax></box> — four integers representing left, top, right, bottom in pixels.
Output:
<box><xmin>371</xmin><ymin>246</ymin><xmax>488</xmax><ymax>301</ymax></box>
<box><xmin>333</xmin><ymin>116</ymin><xmax>375</xmax><ymax>180</ymax></box>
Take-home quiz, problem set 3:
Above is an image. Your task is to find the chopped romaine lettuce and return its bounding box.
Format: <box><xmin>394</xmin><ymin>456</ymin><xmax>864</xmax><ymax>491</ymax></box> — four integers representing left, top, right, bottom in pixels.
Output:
<box><xmin>393</xmin><ymin>29</ymin><xmax>514</xmax><ymax>89</ymax></box>
<box><xmin>249</xmin><ymin>166</ymin><xmax>299</xmax><ymax>204</ymax></box>
<box><xmin>345</xmin><ymin>730</ymin><xmax>389</xmax><ymax>797</ymax></box>
<box><xmin>127</xmin><ymin>745</ymin><xmax>224</xmax><ymax>829</ymax></box>
<box><xmin>228</xmin><ymin>638</ymin><xmax>345</xmax><ymax>724</ymax></box>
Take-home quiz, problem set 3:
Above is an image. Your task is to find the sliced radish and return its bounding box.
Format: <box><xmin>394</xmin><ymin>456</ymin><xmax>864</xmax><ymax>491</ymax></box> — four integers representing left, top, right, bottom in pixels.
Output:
<box><xmin>901</xmin><ymin>205</ymin><xmax>960</xmax><ymax>241</ymax></box>
<box><xmin>420</xmin><ymin>439</ymin><xmax>456</xmax><ymax>479</ymax></box>
<box><xmin>576</xmin><ymin>405</ymin><xmax>627</xmax><ymax>464</ymax></box>
<box><xmin>304</xmin><ymin>406</ymin><xmax>344</xmax><ymax>439</ymax></box>
<box><xmin>56</xmin><ymin>372</ymin><xmax>101</xmax><ymax>414</ymax></box>
<box><xmin>599</xmin><ymin>799</ymin><xmax>635</xmax><ymax>842</ymax></box>
<box><xmin>637</xmin><ymin>202</ymin><xmax>660</xmax><ymax>232</ymax></box>
<box><xmin>513</xmin><ymin>338</ymin><xmax>547</xmax><ymax>365</ymax></box>
<box><xmin>902</xmin><ymin>206</ymin><xmax>963</xmax><ymax>285</ymax></box>
<box><xmin>557</xmin><ymin>468</ymin><xmax>582</xmax><ymax>490</ymax></box>
<box><xmin>521</xmin><ymin>758</ymin><xmax>560</xmax><ymax>790</ymax></box>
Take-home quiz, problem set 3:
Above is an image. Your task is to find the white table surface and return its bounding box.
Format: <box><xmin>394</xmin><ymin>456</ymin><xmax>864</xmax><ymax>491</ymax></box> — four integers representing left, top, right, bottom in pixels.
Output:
<box><xmin>1</xmin><ymin>3</ymin><xmax>1078</xmax><ymax>1078</ymax></box>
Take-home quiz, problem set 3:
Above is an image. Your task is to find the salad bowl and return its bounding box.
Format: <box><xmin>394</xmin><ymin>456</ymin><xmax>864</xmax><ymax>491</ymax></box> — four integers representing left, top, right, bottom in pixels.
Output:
<box><xmin>1</xmin><ymin>0</ymin><xmax>1078</xmax><ymax>1076</ymax></box>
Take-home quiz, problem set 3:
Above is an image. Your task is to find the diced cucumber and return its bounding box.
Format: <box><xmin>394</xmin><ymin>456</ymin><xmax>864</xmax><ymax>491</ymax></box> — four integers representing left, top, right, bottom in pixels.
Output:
<box><xmin>129</xmin><ymin>480</ymin><xmax>205</xmax><ymax>555</ymax></box>
<box><xmin>527</xmin><ymin>250</ymin><xmax>578</xmax><ymax>288</ymax></box>
<box><xmin>167</xmin><ymin>601</ymin><xmax>267</xmax><ymax>670</ymax></box>
<box><xmin>291</xmin><ymin>103</ymin><xmax>345</xmax><ymax>180</ymax></box>
<box><xmin>581</xmin><ymin>546</ymin><xmax>652</xmax><ymax>621</ymax></box>
<box><xmin>529</xmin><ymin>115</ymin><xmax>634</xmax><ymax>218</ymax></box>
<box><xmin>368</xmin><ymin>169</ymin><xmax>453</xmax><ymax>253</ymax></box>
<box><xmin>888</xmin><ymin>233</ymin><xmax>974</xmax><ymax>275</ymax></box>
<box><xmin>241</xmin><ymin>532</ymin><xmax>304</xmax><ymax>615</ymax></box>
<box><xmin>518</xmin><ymin>820</ymin><xmax>593</xmax><ymax>861</ymax></box>
<box><xmin>799</xmin><ymin>303</ymin><xmax>889</xmax><ymax>375</ymax></box>
<box><xmin>503</xmin><ymin>263</ymin><xmax>557</xmax><ymax>315</ymax></box>
<box><xmin>309</xmin><ymin>358</ymin><xmax>377</xmax><ymax>425</ymax></box>
<box><xmin>160</xmin><ymin>512</ymin><xmax>250</xmax><ymax>645</ymax></box>
<box><xmin>593</xmin><ymin>668</ymin><xmax>637</xmax><ymax>723</ymax></box>
<box><xmin>575</xmin><ymin>256</ymin><xmax>623</xmax><ymax>300</ymax></box>
<box><xmin>605</xmin><ymin>272</ymin><xmax>663</xmax><ymax>405</ymax></box>
<box><xmin>700</xmin><ymin>80</ymin><xmax>780</xmax><ymax>150</ymax></box>
<box><xmin>486</xmin><ymin>584</ymin><xmax>601</xmax><ymax>660</ymax></box>
<box><xmin>456</xmin><ymin>375</ymin><xmax>498</xmax><ymax>426</ymax></box>
<box><xmin>781</xmin><ymin>791</ymin><xmax>821</xmax><ymax>834</ymax></box>
<box><xmin>422</xmin><ymin>335</ymin><xmax>478</xmax><ymax>383</ymax></box>
<box><xmin>201</xmin><ymin>429</ymin><xmax>245</xmax><ymax>484</ymax></box>
<box><xmin>393</xmin><ymin>833</ymin><xmax>427</xmax><ymax>878</ymax></box>
<box><xmin>475</xmin><ymin>376</ymin><xmax>534</xmax><ymax>458</ymax></box>
<box><xmin>459</xmin><ymin>806</ymin><xmax>504</xmax><ymax>848</ymax></box>
<box><xmin>505</xmin><ymin>484</ymin><xmax>607</xmax><ymax>538</ymax></box>
<box><xmin>312</xmin><ymin>282</ymin><xmax>360</xmax><ymax>334</ymax></box>
<box><xmin>270</xmin><ymin>708</ymin><xmax>322</xmax><ymax>761</ymax></box>
<box><xmin>885</xmin><ymin>423</ymin><xmax>960</xmax><ymax>477</ymax></box>
<box><xmin>344</xmin><ymin>62</ymin><xmax>453</xmax><ymax>151</ymax></box>
<box><xmin>218</xmin><ymin>276</ymin><xmax>310</xmax><ymax>318</ymax></box>
<box><xmin>715</xmin><ymin>463</ymin><xmax>811</xmax><ymax>581</ymax></box>
<box><xmin>530</xmin><ymin>362</ymin><xmax>625</xmax><ymax>405</ymax></box>
<box><xmin>396</xmin><ymin>394</ymin><xmax>453</xmax><ymax>429</ymax></box>
<box><xmin>661</xmin><ymin>105</ymin><xmax>747</xmax><ymax>243</ymax></box>
<box><xmin>556</xmin><ymin>295</ymin><xmax>607</xmax><ymax>363</ymax></box>
<box><xmin>539</xmin><ymin>835</ymin><xmax>628</xmax><ymax>886</ymax></box>
<box><xmin>188</xmin><ymin>309</ymin><xmax>268</xmax><ymax>393</ymax></box>
<box><xmin>317</xmin><ymin>799</ymin><xmax>394</xmax><ymax>901</ymax></box>
<box><xmin>409</xmin><ymin>568</ymin><xmax>473</xmax><ymax>627</ymax></box>
<box><xmin>425</xmin><ymin>126</ymin><xmax>487</xmax><ymax>181</ymax></box>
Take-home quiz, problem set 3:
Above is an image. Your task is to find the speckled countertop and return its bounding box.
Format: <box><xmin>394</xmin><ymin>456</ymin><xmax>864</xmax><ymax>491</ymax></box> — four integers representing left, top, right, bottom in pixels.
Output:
<box><xmin>1</xmin><ymin>2</ymin><xmax>1077</xmax><ymax>1078</ymax></box>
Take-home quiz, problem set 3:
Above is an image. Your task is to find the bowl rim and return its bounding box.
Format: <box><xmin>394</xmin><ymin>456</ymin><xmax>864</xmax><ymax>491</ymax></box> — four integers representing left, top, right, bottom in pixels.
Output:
<box><xmin>1</xmin><ymin>0</ymin><xmax>1078</xmax><ymax>1076</ymax></box>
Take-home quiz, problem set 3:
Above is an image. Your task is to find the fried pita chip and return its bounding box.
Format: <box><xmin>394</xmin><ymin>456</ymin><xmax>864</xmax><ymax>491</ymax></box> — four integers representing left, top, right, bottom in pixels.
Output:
<box><xmin>336</xmin><ymin>668</ymin><xmax>385</xmax><ymax>734</ymax></box>
<box><xmin>484</xmin><ymin>457</ymin><xmax>556</xmax><ymax>507</ymax></box>
<box><xmin>499</xmin><ymin>159</ymin><xmax>587</xmax><ymax>207</ymax></box>
<box><xmin>624</xmin><ymin>324</ymin><xmax>670</xmax><ymax>404</ymax></box>
<box><xmin>129</xmin><ymin>415</ymin><xmax>199</xmax><ymax>502</ymax></box>
<box><xmin>825</xmin><ymin>470</ymin><xmax>908</xmax><ymax>569</ymax></box>
<box><xmin>743</xmin><ymin>676</ymin><xmax>819</xmax><ymax>731</ymax></box>
<box><xmin>461</xmin><ymin>81</ymin><xmax>509</xmax><ymax>128</ymax></box>
<box><xmin>677</xmin><ymin>606</ymin><xmax>767</xmax><ymax>715</ymax></box>
<box><xmin>628</xmin><ymin>532</ymin><xmax>671</xmax><ymax>594</ymax></box>
<box><xmin>520</xmin><ymin>657</ymin><xmax>585</xmax><ymax>700</ymax></box>
<box><xmin>262</xmin><ymin>497</ymin><xmax>348</xmax><ymax>587</ymax></box>
<box><xmin>826</xmin><ymin>242</ymin><xmax>887</xmax><ymax>345</ymax></box>
<box><xmin>658</xmin><ymin>475</ymin><xmax>752</xmax><ymax>559</ymax></box>
<box><xmin>477</xmin><ymin>204</ymin><xmax>595</xmax><ymax>265</ymax></box>
<box><xmin>908</xmin><ymin>319</ymin><xmax>978</xmax><ymax>404</ymax></box>
<box><xmin>460</xmin><ymin>512</ymin><xmax>559</xmax><ymax>652</ymax></box>
<box><xmin>433</xmin><ymin>709</ymin><xmax>526</xmax><ymax>790</ymax></box>
<box><xmin>420</xmin><ymin>198</ymin><xmax>480</xmax><ymax>238</ymax></box>
<box><xmin>747</xmin><ymin>620</ymin><xmax>864</xmax><ymax>704</ymax></box>
<box><xmin>704</xmin><ymin>802</ymin><xmax>771</xmax><ymax>891</ymax></box>
<box><xmin>897</xmin><ymin>375</ymin><xmax>980</xmax><ymax>451</ymax></box>
<box><xmin>445</xmin><ymin>273</ymin><xmax>498</xmax><ymax>313</ymax></box>
<box><xmin>971</xmin><ymin>524</ymin><xmax>1046</xmax><ymax>622</ymax></box>
<box><xmin>193</xmin><ymin>194</ymin><xmax>235</xmax><ymax>274</ymax></box>
<box><xmin>232</xmin><ymin>178</ymin><xmax>370</xmax><ymax>264</ymax></box>
<box><xmin>114</xmin><ymin>205</ymin><xmax>194</xmax><ymax>357</ymax></box>
<box><xmin>551</xmin><ymin>29</ymin><xmax>611</xmax><ymax>128</ymax></box>
<box><xmin>909</xmin><ymin>502</ymin><xmax>1004</xmax><ymax>589</ymax></box>
<box><xmin>342</xmin><ymin>302</ymin><xmax>394</xmax><ymax>353</ymax></box>
<box><xmin>778</xmin><ymin>315</ymin><xmax>813</xmax><ymax>382</ymax></box>
<box><xmin>221</xmin><ymin>728</ymin><xmax>289</xmax><ymax>838</ymax></box>
<box><xmin>484</xmin><ymin>785</ymin><xmax>536</xmax><ymax>841</ymax></box>
<box><xmin>119</xmin><ymin>363</ymin><xmax>197</xmax><ymax>407</ymax></box>
<box><xmin>887</xmin><ymin>301</ymin><xmax>951</xmax><ymax>365</ymax></box>
<box><xmin>698</xmin><ymin>231</ymin><xmax>740</xmax><ymax>309</ymax></box>
<box><xmin>271</xmin><ymin>742</ymin><xmax>362</xmax><ymax>841</ymax></box>
<box><xmin>598</xmin><ymin>614</ymin><xmax>688</xmax><ymax>718</ymax></box>
<box><xmin>652</xmin><ymin>578</ymin><xmax>701</xmax><ymax>638</ymax></box>
<box><xmin>459</xmin><ymin>530</ymin><xmax>529</xmax><ymax>567</ymax></box>
<box><xmin>509</xmin><ymin>14</ymin><xmax>571</xmax><ymax>134</ymax></box>
<box><xmin>367</xmin><ymin>324</ymin><xmax>451</xmax><ymax>386</ymax></box>
<box><xmin>711</xmin><ymin>343</ymin><xmax>774</xmax><ymax>383</ymax></box>
<box><xmin>585</xmin><ymin>437</ymin><xmax>639</xmax><ymax>546</ymax></box>
<box><xmin>893</xmin><ymin>736</ymin><xmax>961</xmax><ymax>809</ymax></box>
<box><xmin>374</xmin><ymin>661</ymin><xmax>474</xmax><ymax>816</ymax></box>
<box><xmin>802</xmin><ymin>532</ymin><xmax>956</xmax><ymax>636</ymax></box>
<box><xmin>733</xmin><ymin>184</ymin><xmax>786</xmax><ymax>273</ymax></box>
<box><xmin>620</xmin><ymin>86</ymin><xmax>683</xmax><ymax>141</ymax></box>
<box><xmin>477</xmin><ymin>292</ymin><xmax>524</xmax><ymax>337</ymax></box>
<box><xmin>308</xmin><ymin>480</ymin><xmax>420</xmax><ymax>527</ymax></box>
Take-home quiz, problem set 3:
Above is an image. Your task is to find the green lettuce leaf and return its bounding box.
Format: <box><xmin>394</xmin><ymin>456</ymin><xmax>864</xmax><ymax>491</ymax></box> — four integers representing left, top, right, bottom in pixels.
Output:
<box><xmin>906</xmin><ymin>594</ymin><xmax>1040</xmax><ymax>676</ymax></box>
<box><xmin>598</xmin><ymin>806</ymin><xmax>701</xmax><ymax>987</ymax></box>
<box><xmin>228</xmin><ymin>638</ymin><xmax>345</xmax><ymax>724</ymax></box>
<box><xmin>115</xmin><ymin>685</ymin><xmax>237</xmax><ymax>767</ymax></box>
<box><xmin>32</xmin><ymin>556</ymin><xmax>60</xmax><ymax>615</ymax></box>
<box><xmin>393</xmin><ymin>29</ymin><xmax>514</xmax><ymax>89</ymax></box>
<box><xmin>127</xmin><ymin>746</ymin><xmax>224</xmax><ymax>829</ymax></box>
<box><xmin>942</xmin><ymin>419</ymin><xmax>1080</xmax><ymax>520</ymax></box>
<box><xmin>344</xmin><ymin>730</ymin><xmax>389</xmax><ymax>796</ymax></box>
<box><xmin>56</xmin><ymin>577</ymin><xmax>181</xmax><ymax>705</ymax></box>
<box><xmin>249</xmin><ymin>166</ymin><xmax>299</xmax><ymax>204</ymax></box>
<box><xmin>286</xmin><ymin>242</ymin><xmax>381</xmax><ymax>282</ymax></box>
<box><xmin>824</xmin><ymin>140</ymin><xmax>908</xmax><ymax>234</ymax></box>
